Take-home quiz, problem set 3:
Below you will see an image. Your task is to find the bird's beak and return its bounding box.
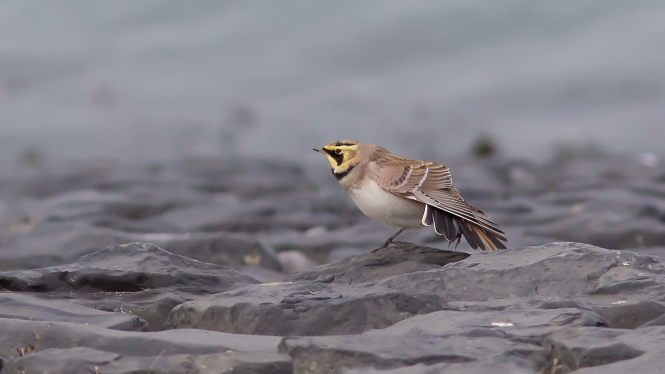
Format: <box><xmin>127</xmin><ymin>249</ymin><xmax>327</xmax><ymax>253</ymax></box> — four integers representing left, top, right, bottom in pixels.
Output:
<box><xmin>312</xmin><ymin>147</ymin><xmax>323</xmax><ymax>153</ymax></box>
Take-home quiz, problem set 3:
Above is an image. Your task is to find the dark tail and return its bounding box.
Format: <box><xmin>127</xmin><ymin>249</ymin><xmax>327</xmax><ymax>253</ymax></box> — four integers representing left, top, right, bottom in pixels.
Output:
<box><xmin>423</xmin><ymin>205</ymin><xmax>507</xmax><ymax>251</ymax></box>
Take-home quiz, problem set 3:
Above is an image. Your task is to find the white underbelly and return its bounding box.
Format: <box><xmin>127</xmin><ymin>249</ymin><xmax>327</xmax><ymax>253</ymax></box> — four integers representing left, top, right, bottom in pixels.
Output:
<box><xmin>348</xmin><ymin>180</ymin><xmax>425</xmax><ymax>228</ymax></box>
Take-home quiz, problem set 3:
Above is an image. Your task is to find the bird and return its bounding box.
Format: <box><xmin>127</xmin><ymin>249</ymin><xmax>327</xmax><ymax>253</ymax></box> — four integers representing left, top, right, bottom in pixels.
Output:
<box><xmin>313</xmin><ymin>140</ymin><xmax>508</xmax><ymax>251</ymax></box>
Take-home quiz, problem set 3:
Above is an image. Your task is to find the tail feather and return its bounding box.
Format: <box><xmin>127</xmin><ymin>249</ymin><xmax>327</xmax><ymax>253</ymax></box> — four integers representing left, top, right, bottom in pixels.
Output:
<box><xmin>472</xmin><ymin>223</ymin><xmax>506</xmax><ymax>251</ymax></box>
<box><xmin>457</xmin><ymin>219</ymin><xmax>483</xmax><ymax>250</ymax></box>
<box><xmin>424</xmin><ymin>205</ymin><xmax>507</xmax><ymax>251</ymax></box>
<box><xmin>444</xmin><ymin>211</ymin><xmax>457</xmax><ymax>241</ymax></box>
<box><xmin>430</xmin><ymin>207</ymin><xmax>457</xmax><ymax>241</ymax></box>
<box><xmin>422</xmin><ymin>205</ymin><xmax>435</xmax><ymax>226</ymax></box>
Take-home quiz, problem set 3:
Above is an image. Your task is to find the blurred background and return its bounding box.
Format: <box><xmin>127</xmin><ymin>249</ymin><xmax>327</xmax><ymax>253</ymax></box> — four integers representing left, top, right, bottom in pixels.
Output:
<box><xmin>2</xmin><ymin>0</ymin><xmax>665</xmax><ymax>166</ymax></box>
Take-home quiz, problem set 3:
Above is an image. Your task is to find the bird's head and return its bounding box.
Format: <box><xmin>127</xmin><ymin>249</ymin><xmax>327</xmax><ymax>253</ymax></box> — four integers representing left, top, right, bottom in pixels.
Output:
<box><xmin>313</xmin><ymin>140</ymin><xmax>362</xmax><ymax>178</ymax></box>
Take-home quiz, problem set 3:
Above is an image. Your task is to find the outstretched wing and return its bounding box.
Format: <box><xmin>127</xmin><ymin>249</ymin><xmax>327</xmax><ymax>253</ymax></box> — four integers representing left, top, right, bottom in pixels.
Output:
<box><xmin>372</xmin><ymin>154</ymin><xmax>507</xmax><ymax>251</ymax></box>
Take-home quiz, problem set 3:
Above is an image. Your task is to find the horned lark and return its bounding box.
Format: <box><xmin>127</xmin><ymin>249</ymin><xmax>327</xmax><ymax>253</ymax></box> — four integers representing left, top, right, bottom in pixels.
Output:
<box><xmin>313</xmin><ymin>140</ymin><xmax>508</xmax><ymax>251</ymax></box>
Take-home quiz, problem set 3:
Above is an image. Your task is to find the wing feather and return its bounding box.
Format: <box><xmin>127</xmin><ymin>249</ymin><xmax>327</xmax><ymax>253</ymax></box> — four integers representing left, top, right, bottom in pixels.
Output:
<box><xmin>373</xmin><ymin>153</ymin><xmax>452</xmax><ymax>191</ymax></box>
<box><xmin>372</xmin><ymin>153</ymin><xmax>508</xmax><ymax>250</ymax></box>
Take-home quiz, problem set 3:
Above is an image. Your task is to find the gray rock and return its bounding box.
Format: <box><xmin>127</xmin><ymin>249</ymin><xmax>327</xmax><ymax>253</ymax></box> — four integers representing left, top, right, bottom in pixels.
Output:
<box><xmin>278</xmin><ymin>307</ymin><xmax>654</xmax><ymax>374</ymax></box>
<box><xmin>1</xmin><ymin>346</ymin><xmax>292</xmax><ymax>374</ymax></box>
<box><xmin>165</xmin><ymin>282</ymin><xmax>442</xmax><ymax>335</ymax></box>
<box><xmin>0</xmin><ymin>243</ymin><xmax>260</xmax><ymax>330</ymax></box>
<box><xmin>445</xmin><ymin>295</ymin><xmax>665</xmax><ymax>330</ymax></box>
<box><xmin>73</xmin><ymin>288</ymin><xmax>195</xmax><ymax>331</ymax></box>
<box><xmin>280</xmin><ymin>332</ymin><xmax>549</xmax><ymax>374</ymax></box>
<box><xmin>0</xmin><ymin>318</ymin><xmax>283</xmax><ymax>357</ymax></box>
<box><xmin>589</xmin><ymin>299</ymin><xmax>665</xmax><ymax>329</ymax></box>
<box><xmin>285</xmin><ymin>242</ymin><xmax>469</xmax><ymax>284</ymax></box>
<box><xmin>379</xmin><ymin>242</ymin><xmax>663</xmax><ymax>301</ymax></box>
<box><xmin>371</xmin><ymin>308</ymin><xmax>605</xmax><ymax>337</ymax></box>
<box><xmin>0</xmin><ymin>292</ymin><xmax>147</xmax><ymax>331</ymax></box>
<box><xmin>279</xmin><ymin>329</ymin><xmax>546</xmax><ymax>374</ymax></box>
<box><xmin>343</xmin><ymin>361</ymin><xmax>538</xmax><ymax>374</ymax></box>
<box><xmin>377</xmin><ymin>242</ymin><xmax>665</xmax><ymax>329</ymax></box>
<box><xmin>543</xmin><ymin>326</ymin><xmax>665</xmax><ymax>373</ymax></box>
<box><xmin>282</xmin><ymin>241</ymin><xmax>665</xmax><ymax>329</ymax></box>
<box><xmin>0</xmin><ymin>319</ymin><xmax>290</xmax><ymax>373</ymax></box>
<box><xmin>0</xmin><ymin>242</ymin><xmax>259</xmax><ymax>293</ymax></box>
<box><xmin>572</xmin><ymin>348</ymin><xmax>665</xmax><ymax>374</ymax></box>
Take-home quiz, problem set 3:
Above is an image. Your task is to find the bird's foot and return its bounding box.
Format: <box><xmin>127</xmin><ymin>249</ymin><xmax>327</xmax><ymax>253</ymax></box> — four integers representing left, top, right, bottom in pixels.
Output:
<box><xmin>374</xmin><ymin>239</ymin><xmax>412</xmax><ymax>253</ymax></box>
<box><xmin>373</xmin><ymin>239</ymin><xmax>393</xmax><ymax>252</ymax></box>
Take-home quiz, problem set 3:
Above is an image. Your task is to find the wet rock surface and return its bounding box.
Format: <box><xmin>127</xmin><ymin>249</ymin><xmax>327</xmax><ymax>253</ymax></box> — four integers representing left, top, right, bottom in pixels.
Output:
<box><xmin>0</xmin><ymin>319</ymin><xmax>291</xmax><ymax>374</ymax></box>
<box><xmin>165</xmin><ymin>282</ymin><xmax>442</xmax><ymax>335</ymax></box>
<box><xmin>1</xmin><ymin>152</ymin><xmax>665</xmax><ymax>373</ymax></box>
<box><xmin>2</xmin><ymin>347</ymin><xmax>292</xmax><ymax>374</ymax></box>
<box><xmin>0</xmin><ymin>242</ymin><xmax>260</xmax><ymax>331</ymax></box>
<box><xmin>0</xmin><ymin>242</ymin><xmax>259</xmax><ymax>293</ymax></box>
<box><xmin>344</xmin><ymin>361</ymin><xmax>539</xmax><ymax>374</ymax></box>
<box><xmin>379</xmin><ymin>242</ymin><xmax>662</xmax><ymax>303</ymax></box>
<box><xmin>0</xmin><ymin>293</ymin><xmax>148</xmax><ymax>331</ymax></box>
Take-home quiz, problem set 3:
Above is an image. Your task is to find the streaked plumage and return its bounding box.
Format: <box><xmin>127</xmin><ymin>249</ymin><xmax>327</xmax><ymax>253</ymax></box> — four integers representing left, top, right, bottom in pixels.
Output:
<box><xmin>313</xmin><ymin>140</ymin><xmax>508</xmax><ymax>251</ymax></box>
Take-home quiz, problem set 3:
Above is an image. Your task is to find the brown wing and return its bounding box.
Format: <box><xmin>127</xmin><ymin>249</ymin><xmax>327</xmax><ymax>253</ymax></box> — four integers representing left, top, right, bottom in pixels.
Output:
<box><xmin>372</xmin><ymin>152</ymin><xmax>453</xmax><ymax>191</ymax></box>
<box><xmin>373</xmin><ymin>154</ymin><xmax>507</xmax><ymax>251</ymax></box>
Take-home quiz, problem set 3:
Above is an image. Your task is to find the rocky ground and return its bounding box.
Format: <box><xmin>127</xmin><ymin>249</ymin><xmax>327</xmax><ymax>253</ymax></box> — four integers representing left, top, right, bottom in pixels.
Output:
<box><xmin>1</xmin><ymin>149</ymin><xmax>665</xmax><ymax>373</ymax></box>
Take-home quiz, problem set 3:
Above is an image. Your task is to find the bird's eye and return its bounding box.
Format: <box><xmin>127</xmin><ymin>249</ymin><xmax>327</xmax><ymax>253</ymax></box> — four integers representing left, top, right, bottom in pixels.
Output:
<box><xmin>335</xmin><ymin>149</ymin><xmax>343</xmax><ymax>154</ymax></box>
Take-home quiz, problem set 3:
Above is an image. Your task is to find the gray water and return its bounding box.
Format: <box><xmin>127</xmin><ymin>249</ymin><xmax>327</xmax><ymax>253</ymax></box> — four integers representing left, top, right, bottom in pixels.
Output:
<box><xmin>1</xmin><ymin>0</ymin><xmax>664</xmax><ymax>165</ymax></box>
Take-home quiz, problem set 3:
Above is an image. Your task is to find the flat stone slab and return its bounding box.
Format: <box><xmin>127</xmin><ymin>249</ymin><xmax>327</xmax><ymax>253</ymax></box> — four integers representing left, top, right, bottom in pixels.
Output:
<box><xmin>278</xmin><ymin>307</ymin><xmax>605</xmax><ymax>374</ymax></box>
<box><xmin>0</xmin><ymin>242</ymin><xmax>260</xmax><ymax>293</ymax></box>
<box><xmin>73</xmin><ymin>288</ymin><xmax>198</xmax><ymax>331</ymax></box>
<box><xmin>543</xmin><ymin>326</ymin><xmax>665</xmax><ymax>373</ymax></box>
<box><xmin>165</xmin><ymin>282</ymin><xmax>442</xmax><ymax>335</ymax></box>
<box><xmin>1</xmin><ymin>346</ymin><xmax>292</xmax><ymax>374</ymax></box>
<box><xmin>445</xmin><ymin>295</ymin><xmax>665</xmax><ymax>330</ymax></box>
<box><xmin>344</xmin><ymin>361</ymin><xmax>539</xmax><ymax>374</ymax></box>
<box><xmin>0</xmin><ymin>318</ymin><xmax>289</xmax><ymax>371</ymax></box>
<box><xmin>0</xmin><ymin>243</ymin><xmax>261</xmax><ymax>330</ymax></box>
<box><xmin>281</xmin><ymin>332</ymin><xmax>545</xmax><ymax>374</ymax></box>
<box><xmin>572</xmin><ymin>348</ymin><xmax>665</xmax><ymax>374</ymax></box>
<box><xmin>0</xmin><ymin>292</ymin><xmax>148</xmax><ymax>331</ymax></box>
<box><xmin>379</xmin><ymin>242</ymin><xmax>664</xmax><ymax>303</ymax></box>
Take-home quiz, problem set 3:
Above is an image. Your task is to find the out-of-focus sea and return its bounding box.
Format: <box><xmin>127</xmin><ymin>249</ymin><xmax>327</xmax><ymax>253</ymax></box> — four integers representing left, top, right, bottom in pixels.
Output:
<box><xmin>1</xmin><ymin>0</ymin><xmax>664</xmax><ymax>166</ymax></box>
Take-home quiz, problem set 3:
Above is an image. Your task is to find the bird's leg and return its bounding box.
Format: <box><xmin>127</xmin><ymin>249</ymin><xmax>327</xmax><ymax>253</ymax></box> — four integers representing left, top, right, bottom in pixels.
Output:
<box><xmin>378</xmin><ymin>228</ymin><xmax>406</xmax><ymax>249</ymax></box>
